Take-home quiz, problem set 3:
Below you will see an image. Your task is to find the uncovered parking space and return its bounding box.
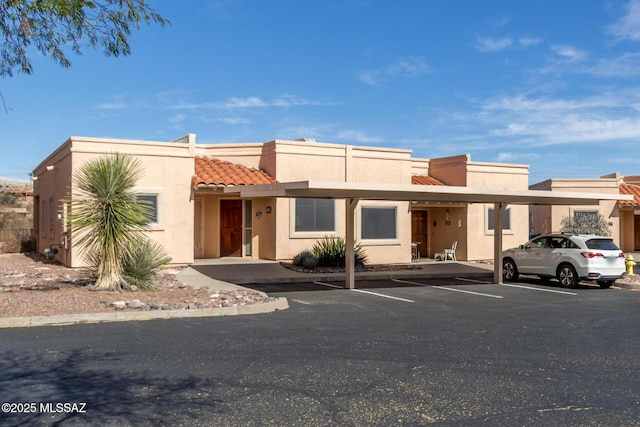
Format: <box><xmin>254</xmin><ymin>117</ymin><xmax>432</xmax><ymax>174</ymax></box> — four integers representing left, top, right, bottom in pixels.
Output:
<box><xmin>243</xmin><ymin>275</ymin><xmax>592</xmax><ymax>306</ymax></box>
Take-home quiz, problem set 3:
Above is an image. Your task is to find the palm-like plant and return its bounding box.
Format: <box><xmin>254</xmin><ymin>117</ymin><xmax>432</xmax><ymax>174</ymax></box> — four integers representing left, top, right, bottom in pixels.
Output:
<box><xmin>69</xmin><ymin>153</ymin><xmax>151</xmax><ymax>291</ymax></box>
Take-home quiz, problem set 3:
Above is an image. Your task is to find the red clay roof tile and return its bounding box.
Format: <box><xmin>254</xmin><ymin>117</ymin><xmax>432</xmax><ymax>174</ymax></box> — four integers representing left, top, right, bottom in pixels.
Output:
<box><xmin>193</xmin><ymin>157</ymin><xmax>277</xmax><ymax>187</ymax></box>
<box><xmin>619</xmin><ymin>183</ymin><xmax>640</xmax><ymax>208</ymax></box>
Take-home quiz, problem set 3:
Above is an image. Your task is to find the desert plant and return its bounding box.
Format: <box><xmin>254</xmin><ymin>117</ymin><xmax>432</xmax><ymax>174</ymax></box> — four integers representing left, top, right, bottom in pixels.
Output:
<box><xmin>560</xmin><ymin>213</ymin><xmax>611</xmax><ymax>236</ymax></box>
<box><xmin>68</xmin><ymin>153</ymin><xmax>153</xmax><ymax>291</ymax></box>
<box><xmin>123</xmin><ymin>239</ymin><xmax>172</xmax><ymax>290</ymax></box>
<box><xmin>292</xmin><ymin>249</ymin><xmax>314</xmax><ymax>266</ymax></box>
<box><xmin>312</xmin><ymin>236</ymin><xmax>367</xmax><ymax>267</ymax></box>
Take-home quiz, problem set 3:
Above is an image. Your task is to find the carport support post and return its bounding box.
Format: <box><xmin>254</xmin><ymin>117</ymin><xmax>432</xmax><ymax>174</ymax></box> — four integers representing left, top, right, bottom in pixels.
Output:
<box><xmin>346</xmin><ymin>198</ymin><xmax>359</xmax><ymax>289</ymax></box>
<box><xmin>493</xmin><ymin>202</ymin><xmax>506</xmax><ymax>284</ymax></box>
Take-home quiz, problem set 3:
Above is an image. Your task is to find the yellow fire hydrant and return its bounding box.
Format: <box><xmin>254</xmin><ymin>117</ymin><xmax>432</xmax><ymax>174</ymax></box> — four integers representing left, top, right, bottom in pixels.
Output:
<box><xmin>625</xmin><ymin>254</ymin><xmax>636</xmax><ymax>276</ymax></box>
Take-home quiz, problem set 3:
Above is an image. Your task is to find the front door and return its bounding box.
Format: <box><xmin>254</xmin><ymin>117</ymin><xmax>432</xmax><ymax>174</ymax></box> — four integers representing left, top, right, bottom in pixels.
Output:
<box><xmin>220</xmin><ymin>199</ymin><xmax>243</xmax><ymax>256</ymax></box>
<box><xmin>411</xmin><ymin>210</ymin><xmax>429</xmax><ymax>257</ymax></box>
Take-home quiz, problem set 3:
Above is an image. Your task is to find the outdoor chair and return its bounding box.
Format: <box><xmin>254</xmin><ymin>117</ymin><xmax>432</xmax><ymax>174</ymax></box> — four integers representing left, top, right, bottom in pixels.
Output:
<box><xmin>435</xmin><ymin>241</ymin><xmax>457</xmax><ymax>261</ymax></box>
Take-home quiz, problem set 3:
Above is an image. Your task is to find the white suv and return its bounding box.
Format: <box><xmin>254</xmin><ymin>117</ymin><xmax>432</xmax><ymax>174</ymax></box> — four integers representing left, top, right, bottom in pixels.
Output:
<box><xmin>502</xmin><ymin>233</ymin><xmax>626</xmax><ymax>288</ymax></box>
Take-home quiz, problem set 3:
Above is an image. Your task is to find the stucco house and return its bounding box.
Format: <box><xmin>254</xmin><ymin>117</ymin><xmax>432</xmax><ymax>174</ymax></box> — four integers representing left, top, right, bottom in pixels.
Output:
<box><xmin>530</xmin><ymin>174</ymin><xmax>640</xmax><ymax>253</ymax></box>
<box><xmin>32</xmin><ymin>134</ymin><xmax>533</xmax><ymax>267</ymax></box>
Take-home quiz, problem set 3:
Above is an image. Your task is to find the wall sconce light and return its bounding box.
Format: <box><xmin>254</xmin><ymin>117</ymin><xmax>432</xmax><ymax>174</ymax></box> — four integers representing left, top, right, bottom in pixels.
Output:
<box><xmin>445</xmin><ymin>209</ymin><xmax>451</xmax><ymax>226</ymax></box>
<box><xmin>266</xmin><ymin>206</ymin><xmax>272</xmax><ymax>214</ymax></box>
<box><xmin>256</xmin><ymin>211</ymin><xmax>262</xmax><ymax>218</ymax></box>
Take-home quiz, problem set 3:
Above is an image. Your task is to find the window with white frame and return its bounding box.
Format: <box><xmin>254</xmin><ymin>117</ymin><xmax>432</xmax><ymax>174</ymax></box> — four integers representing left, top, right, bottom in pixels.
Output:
<box><xmin>294</xmin><ymin>199</ymin><xmax>335</xmax><ymax>233</ymax></box>
<box><xmin>487</xmin><ymin>206</ymin><xmax>511</xmax><ymax>231</ymax></box>
<box><xmin>361</xmin><ymin>206</ymin><xmax>397</xmax><ymax>239</ymax></box>
<box><xmin>573</xmin><ymin>210</ymin><xmax>599</xmax><ymax>221</ymax></box>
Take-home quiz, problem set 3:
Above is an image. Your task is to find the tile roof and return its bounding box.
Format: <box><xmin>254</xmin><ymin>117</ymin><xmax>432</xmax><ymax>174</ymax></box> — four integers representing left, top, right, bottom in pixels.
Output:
<box><xmin>619</xmin><ymin>183</ymin><xmax>640</xmax><ymax>208</ymax></box>
<box><xmin>193</xmin><ymin>157</ymin><xmax>277</xmax><ymax>187</ymax></box>
<box><xmin>412</xmin><ymin>175</ymin><xmax>445</xmax><ymax>186</ymax></box>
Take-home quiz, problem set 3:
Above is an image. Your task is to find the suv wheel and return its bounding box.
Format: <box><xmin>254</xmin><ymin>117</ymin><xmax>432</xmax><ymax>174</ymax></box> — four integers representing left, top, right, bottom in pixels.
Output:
<box><xmin>503</xmin><ymin>258</ymin><xmax>519</xmax><ymax>281</ymax></box>
<box><xmin>597</xmin><ymin>280</ymin><xmax>615</xmax><ymax>289</ymax></box>
<box><xmin>557</xmin><ymin>264</ymin><xmax>578</xmax><ymax>288</ymax></box>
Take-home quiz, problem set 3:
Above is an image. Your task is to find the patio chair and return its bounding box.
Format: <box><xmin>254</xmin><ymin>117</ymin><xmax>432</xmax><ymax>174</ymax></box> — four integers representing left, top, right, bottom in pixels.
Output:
<box><xmin>435</xmin><ymin>241</ymin><xmax>457</xmax><ymax>261</ymax></box>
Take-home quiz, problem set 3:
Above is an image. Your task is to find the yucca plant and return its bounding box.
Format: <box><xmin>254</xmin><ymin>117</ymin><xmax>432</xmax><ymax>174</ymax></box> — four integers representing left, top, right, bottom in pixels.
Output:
<box><xmin>68</xmin><ymin>153</ymin><xmax>152</xmax><ymax>291</ymax></box>
<box><xmin>123</xmin><ymin>239</ymin><xmax>172</xmax><ymax>290</ymax></box>
<box><xmin>312</xmin><ymin>237</ymin><xmax>367</xmax><ymax>267</ymax></box>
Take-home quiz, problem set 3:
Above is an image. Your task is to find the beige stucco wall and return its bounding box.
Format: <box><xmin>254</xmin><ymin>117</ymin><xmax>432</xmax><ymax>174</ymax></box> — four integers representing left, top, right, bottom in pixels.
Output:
<box><xmin>530</xmin><ymin>178</ymin><xmax>622</xmax><ymax>246</ymax></box>
<box><xmin>411</xmin><ymin>155</ymin><xmax>530</xmax><ymax>260</ymax></box>
<box><xmin>33</xmin><ymin>136</ymin><xmax>195</xmax><ymax>267</ymax></box>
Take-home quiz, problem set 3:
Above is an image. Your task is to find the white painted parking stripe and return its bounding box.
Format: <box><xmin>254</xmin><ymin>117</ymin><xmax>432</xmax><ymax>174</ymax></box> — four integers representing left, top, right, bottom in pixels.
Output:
<box><xmin>351</xmin><ymin>289</ymin><xmax>415</xmax><ymax>303</ymax></box>
<box><xmin>315</xmin><ymin>280</ymin><xmax>414</xmax><ymax>302</ymax></box>
<box><xmin>313</xmin><ymin>281</ymin><xmax>343</xmax><ymax>289</ymax></box>
<box><xmin>500</xmin><ymin>283</ymin><xmax>578</xmax><ymax>295</ymax></box>
<box><xmin>455</xmin><ymin>277</ymin><xmax>492</xmax><ymax>284</ymax></box>
<box><xmin>291</xmin><ymin>299</ymin><xmax>313</xmax><ymax>305</ymax></box>
<box><xmin>392</xmin><ymin>279</ymin><xmax>503</xmax><ymax>299</ymax></box>
<box><xmin>436</xmin><ymin>286</ymin><xmax>504</xmax><ymax>299</ymax></box>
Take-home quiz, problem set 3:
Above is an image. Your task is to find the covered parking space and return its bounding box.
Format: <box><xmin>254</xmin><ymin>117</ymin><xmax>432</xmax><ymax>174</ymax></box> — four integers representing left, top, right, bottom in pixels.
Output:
<box><xmin>225</xmin><ymin>181</ymin><xmax>632</xmax><ymax>288</ymax></box>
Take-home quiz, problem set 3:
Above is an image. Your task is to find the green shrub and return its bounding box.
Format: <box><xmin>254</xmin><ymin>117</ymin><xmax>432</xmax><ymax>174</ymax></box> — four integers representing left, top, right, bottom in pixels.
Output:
<box><xmin>122</xmin><ymin>239</ymin><xmax>172</xmax><ymax>290</ymax></box>
<box><xmin>312</xmin><ymin>237</ymin><xmax>367</xmax><ymax>267</ymax></box>
<box><xmin>301</xmin><ymin>254</ymin><xmax>319</xmax><ymax>269</ymax></box>
<box><xmin>292</xmin><ymin>250</ymin><xmax>314</xmax><ymax>266</ymax></box>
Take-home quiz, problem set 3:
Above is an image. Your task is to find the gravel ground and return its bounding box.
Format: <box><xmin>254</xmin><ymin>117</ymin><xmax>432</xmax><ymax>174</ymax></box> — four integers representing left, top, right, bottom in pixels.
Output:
<box><xmin>0</xmin><ymin>253</ymin><xmax>274</xmax><ymax>318</ymax></box>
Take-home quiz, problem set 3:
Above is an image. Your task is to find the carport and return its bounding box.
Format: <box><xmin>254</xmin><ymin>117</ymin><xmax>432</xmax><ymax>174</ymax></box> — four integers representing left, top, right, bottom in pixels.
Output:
<box><xmin>225</xmin><ymin>181</ymin><xmax>632</xmax><ymax>288</ymax></box>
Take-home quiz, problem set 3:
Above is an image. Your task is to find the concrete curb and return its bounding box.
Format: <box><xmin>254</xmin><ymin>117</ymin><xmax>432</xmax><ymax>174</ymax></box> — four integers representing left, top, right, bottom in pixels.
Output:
<box><xmin>0</xmin><ymin>297</ymin><xmax>289</xmax><ymax>329</ymax></box>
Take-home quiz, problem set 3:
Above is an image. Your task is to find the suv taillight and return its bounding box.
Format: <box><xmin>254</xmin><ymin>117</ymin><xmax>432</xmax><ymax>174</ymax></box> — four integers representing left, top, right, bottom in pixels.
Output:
<box><xmin>580</xmin><ymin>252</ymin><xmax>604</xmax><ymax>258</ymax></box>
<box><xmin>619</xmin><ymin>252</ymin><xmax>626</xmax><ymax>258</ymax></box>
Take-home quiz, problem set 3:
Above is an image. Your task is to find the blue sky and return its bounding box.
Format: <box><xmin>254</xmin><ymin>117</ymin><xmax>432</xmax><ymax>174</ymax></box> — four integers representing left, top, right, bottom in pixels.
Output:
<box><xmin>2</xmin><ymin>0</ymin><xmax>640</xmax><ymax>183</ymax></box>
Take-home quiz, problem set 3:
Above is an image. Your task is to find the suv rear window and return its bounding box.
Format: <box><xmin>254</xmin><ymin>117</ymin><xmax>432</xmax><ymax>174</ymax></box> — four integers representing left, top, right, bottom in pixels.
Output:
<box><xmin>585</xmin><ymin>238</ymin><xmax>619</xmax><ymax>250</ymax></box>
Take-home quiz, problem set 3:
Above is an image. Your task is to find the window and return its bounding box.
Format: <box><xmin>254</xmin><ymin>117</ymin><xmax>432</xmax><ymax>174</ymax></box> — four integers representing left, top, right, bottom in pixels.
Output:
<box><xmin>295</xmin><ymin>199</ymin><xmax>335</xmax><ymax>232</ymax></box>
<box><xmin>574</xmin><ymin>210</ymin><xmax>598</xmax><ymax>221</ymax></box>
<box><xmin>361</xmin><ymin>206</ymin><xmax>397</xmax><ymax>239</ymax></box>
<box><xmin>48</xmin><ymin>198</ymin><xmax>55</xmax><ymax>234</ymax></box>
<box><xmin>137</xmin><ymin>194</ymin><xmax>158</xmax><ymax>224</ymax></box>
<box><xmin>487</xmin><ymin>207</ymin><xmax>511</xmax><ymax>231</ymax></box>
<box><xmin>40</xmin><ymin>199</ymin><xmax>47</xmax><ymax>233</ymax></box>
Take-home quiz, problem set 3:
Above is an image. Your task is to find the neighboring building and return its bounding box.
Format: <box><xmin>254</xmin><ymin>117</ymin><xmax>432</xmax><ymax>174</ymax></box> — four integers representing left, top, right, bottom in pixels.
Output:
<box><xmin>530</xmin><ymin>174</ymin><xmax>640</xmax><ymax>253</ymax></box>
<box><xmin>32</xmin><ymin>135</ymin><xmax>531</xmax><ymax>267</ymax></box>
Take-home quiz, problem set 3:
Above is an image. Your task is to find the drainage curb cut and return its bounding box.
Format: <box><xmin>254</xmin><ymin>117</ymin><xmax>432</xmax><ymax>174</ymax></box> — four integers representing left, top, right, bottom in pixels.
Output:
<box><xmin>0</xmin><ymin>297</ymin><xmax>289</xmax><ymax>329</ymax></box>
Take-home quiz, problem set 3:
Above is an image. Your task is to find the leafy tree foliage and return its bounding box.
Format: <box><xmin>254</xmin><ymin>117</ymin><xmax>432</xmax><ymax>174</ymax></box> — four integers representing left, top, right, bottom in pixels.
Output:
<box><xmin>559</xmin><ymin>212</ymin><xmax>611</xmax><ymax>236</ymax></box>
<box><xmin>0</xmin><ymin>0</ymin><xmax>169</xmax><ymax>77</ymax></box>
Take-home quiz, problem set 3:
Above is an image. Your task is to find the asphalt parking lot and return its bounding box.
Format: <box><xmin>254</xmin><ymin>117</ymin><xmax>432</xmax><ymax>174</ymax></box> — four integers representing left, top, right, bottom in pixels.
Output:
<box><xmin>3</xmin><ymin>275</ymin><xmax>640</xmax><ymax>426</ymax></box>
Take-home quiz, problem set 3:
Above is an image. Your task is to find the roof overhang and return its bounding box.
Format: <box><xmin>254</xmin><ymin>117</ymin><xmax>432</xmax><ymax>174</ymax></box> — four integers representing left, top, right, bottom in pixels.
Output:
<box><xmin>223</xmin><ymin>180</ymin><xmax>633</xmax><ymax>205</ymax></box>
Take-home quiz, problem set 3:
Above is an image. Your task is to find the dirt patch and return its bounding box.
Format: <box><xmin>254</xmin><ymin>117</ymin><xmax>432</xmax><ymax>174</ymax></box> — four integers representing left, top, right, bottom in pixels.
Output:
<box><xmin>0</xmin><ymin>253</ymin><xmax>271</xmax><ymax>319</ymax></box>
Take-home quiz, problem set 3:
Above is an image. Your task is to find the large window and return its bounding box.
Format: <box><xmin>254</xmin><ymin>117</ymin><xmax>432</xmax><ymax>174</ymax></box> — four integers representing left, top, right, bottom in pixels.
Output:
<box><xmin>136</xmin><ymin>194</ymin><xmax>158</xmax><ymax>224</ymax></box>
<box><xmin>361</xmin><ymin>206</ymin><xmax>397</xmax><ymax>239</ymax></box>
<box><xmin>487</xmin><ymin>207</ymin><xmax>511</xmax><ymax>231</ymax></box>
<box><xmin>295</xmin><ymin>199</ymin><xmax>335</xmax><ymax>232</ymax></box>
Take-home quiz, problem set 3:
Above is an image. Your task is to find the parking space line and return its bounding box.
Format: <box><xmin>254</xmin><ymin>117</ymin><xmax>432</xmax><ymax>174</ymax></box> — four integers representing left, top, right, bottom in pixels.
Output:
<box><xmin>351</xmin><ymin>289</ymin><xmax>415</xmax><ymax>303</ymax></box>
<box><xmin>313</xmin><ymin>281</ymin><xmax>343</xmax><ymax>289</ymax></box>
<box><xmin>455</xmin><ymin>277</ymin><xmax>493</xmax><ymax>284</ymax></box>
<box><xmin>393</xmin><ymin>279</ymin><xmax>504</xmax><ymax>299</ymax></box>
<box><xmin>500</xmin><ymin>283</ymin><xmax>578</xmax><ymax>295</ymax></box>
<box><xmin>437</xmin><ymin>286</ymin><xmax>504</xmax><ymax>299</ymax></box>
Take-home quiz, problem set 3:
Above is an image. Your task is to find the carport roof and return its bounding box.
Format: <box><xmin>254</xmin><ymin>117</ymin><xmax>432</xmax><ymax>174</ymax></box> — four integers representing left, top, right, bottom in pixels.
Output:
<box><xmin>224</xmin><ymin>180</ymin><xmax>632</xmax><ymax>205</ymax></box>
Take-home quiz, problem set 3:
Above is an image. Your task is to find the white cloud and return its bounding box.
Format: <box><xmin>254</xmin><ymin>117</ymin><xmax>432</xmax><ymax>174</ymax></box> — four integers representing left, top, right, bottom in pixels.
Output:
<box><xmin>608</xmin><ymin>0</ymin><xmax>640</xmax><ymax>40</ymax></box>
<box><xmin>495</xmin><ymin>152</ymin><xmax>540</xmax><ymax>163</ymax></box>
<box><xmin>478</xmin><ymin>92</ymin><xmax>640</xmax><ymax>146</ymax></box>
<box><xmin>476</xmin><ymin>37</ymin><xmax>512</xmax><ymax>52</ymax></box>
<box><xmin>518</xmin><ymin>37</ymin><xmax>541</xmax><ymax>47</ymax></box>
<box><xmin>358</xmin><ymin>57</ymin><xmax>430</xmax><ymax>85</ymax></box>
<box><xmin>550</xmin><ymin>44</ymin><xmax>587</xmax><ymax>62</ymax></box>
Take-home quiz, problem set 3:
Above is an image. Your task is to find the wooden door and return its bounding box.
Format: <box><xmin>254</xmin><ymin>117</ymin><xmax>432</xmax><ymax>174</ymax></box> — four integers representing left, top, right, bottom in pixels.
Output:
<box><xmin>411</xmin><ymin>210</ymin><xmax>429</xmax><ymax>257</ymax></box>
<box><xmin>220</xmin><ymin>199</ymin><xmax>243</xmax><ymax>256</ymax></box>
